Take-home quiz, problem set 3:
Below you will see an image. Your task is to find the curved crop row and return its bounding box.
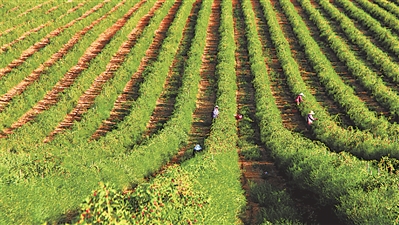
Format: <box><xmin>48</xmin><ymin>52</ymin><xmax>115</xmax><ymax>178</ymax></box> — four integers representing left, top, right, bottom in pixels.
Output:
<box><xmin>0</xmin><ymin>0</ymin><xmax>64</xmax><ymax>36</ymax></box>
<box><xmin>300</xmin><ymin>1</ymin><xmax>399</xmax><ymax>132</ymax></box>
<box><xmin>268</xmin><ymin>0</ymin><xmax>399</xmax><ymax>160</ymax></box>
<box><xmin>0</xmin><ymin>1</ymin><xmax>111</xmax><ymax>92</ymax></box>
<box><xmin>0</xmin><ymin>1</ymin><xmax>105</xmax><ymax>71</ymax></box>
<box><xmin>249</xmin><ymin>1</ymin><xmax>399</xmax><ymax>224</ymax></box>
<box><xmin>299</xmin><ymin>0</ymin><xmax>399</xmax><ymax>124</ymax></box>
<box><xmin>317</xmin><ymin>0</ymin><xmax>399</xmax><ymax>86</ymax></box>
<box><xmin>0</xmin><ymin>1</ymin><xmax>88</xmax><ymax>50</ymax></box>
<box><xmin>0</xmin><ymin>1</ymin><xmax>138</xmax><ymax>143</ymax></box>
<box><xmin>373</xmin><ymin>0</ymin><xmax>399</xmax><ymax>19</ymax></box>
<box><xmin>0</xmin><ymin>1</ymin><xmax>125</xmax><ymax>112</ymax></box>
<box><xmin>0</xmin><ymin>0</ymin><xmax>189</xmax><ymax>223</ymax></box>
<box><xmin>280</xmin><ymin>0</ymin><xmax>399</xmax><ymax>138</ymax></box>
<box><xmin>44</xmin><ymin>0</ymin><xmax>178</xmax><ymax>143</ymax></box>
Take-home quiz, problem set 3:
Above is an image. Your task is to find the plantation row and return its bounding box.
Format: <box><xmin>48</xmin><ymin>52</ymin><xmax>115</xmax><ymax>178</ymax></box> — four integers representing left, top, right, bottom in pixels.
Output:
<box><xmin>1</xmin><ymin>0</ymin><xmax>399</xmax><ymax>224</ymax></box>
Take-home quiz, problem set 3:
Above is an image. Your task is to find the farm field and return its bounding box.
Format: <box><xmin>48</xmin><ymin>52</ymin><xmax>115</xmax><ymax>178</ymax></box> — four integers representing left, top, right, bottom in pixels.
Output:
<box><xmin>1</xmin><ymin>0</ymin><xmax>399</xmax><ymax>224</ymax></box>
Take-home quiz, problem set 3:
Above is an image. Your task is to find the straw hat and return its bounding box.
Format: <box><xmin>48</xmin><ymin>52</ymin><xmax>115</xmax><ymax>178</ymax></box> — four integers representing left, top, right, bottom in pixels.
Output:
<box><xmin>299</xmin><ymin>93</ymin><xmax>304</xmax><ymax>96</ymax></box>
<box><xmin>309</xmin><ymin>111</ymin><xmax>315</xmax><ymax>115</ymax></box>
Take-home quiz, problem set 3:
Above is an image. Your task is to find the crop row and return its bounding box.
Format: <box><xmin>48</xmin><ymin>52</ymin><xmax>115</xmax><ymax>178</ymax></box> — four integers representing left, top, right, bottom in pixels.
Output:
<box><xmin>0</xmin><ymin>0</ymin><xmax>65</xmax><ymax>35</ymax></box>
<box><xmin>0</xmin><ymin>1</ymin><xmax>87</xmax><ymax>48</ymax></box>
<box><xmin>273</xmin><ymin>0</ymin><xmax>399</xmax><ymax>159</ymax></box>
<box><xmin>314</xmin><ymin>0</ymin><xmax>399</xmax><ymax>119</ymax></box>
<box><xmin>246</xmin><ymin>0</ymin><xmax>399</xmax><ymax>223</ymax></box>
<box><xmin>0</xmin><ymin>1</ymin><xmax>103</xmax><ymax>69</ymax></box>
<box><xmin>0</xmin><ymin>1</ymin><xmax>123</xmax><ymax>121</ymax></box>
<box><xmin>0</xmin><ymin>0</ymin><xmax>139</xmax><ymax>148</ymax></box>
<box><xmin>0</xmin><ymin>0</ymin><xmax>181</xmax><ymax>223</ymax></box>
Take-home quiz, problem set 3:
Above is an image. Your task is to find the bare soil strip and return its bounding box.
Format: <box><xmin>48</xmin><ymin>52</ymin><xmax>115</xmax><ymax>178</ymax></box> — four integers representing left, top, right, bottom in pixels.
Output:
<box><xmin>310</xmin><ymin>0</ymin><xmax>395</xmax><ymax>120</ymax></box>
<box><xmin>272</xmin><ymin>0</ymin><xmax>355</xmax><ymax>129</ymax></box>
<box><xmin>250</xmin><ymin>0</ymin><xmax>311</xmax><ymax>135</ymax></box>
<box><xmin>251</xmin><ymin>0</ymin><xmax>341</xmax><ymax>223</ymax></box>
<box><xmin>232</xmin><ymin>1</ymin><xmax>288</xmax><ymax>224</ymax></box>
<box><xmin>170</xmin><ymin>0</ymin><xmax>221</xmax><ymax>162</ymax></box>
<box><xmin>43</xmin><ymin>0</ymin><xmax>155</xmax><ymax>143</ymax></box>
<box><xmin>90</xmin><ymin>0</ymin><xmax>173</xmax><ymax>140</ymax></box>
<box><xmin>17</xmin><ymin>0</ymin><xmax>52</xmax><ymax>18</ymax></box>
<box><xmin>0</xmin><ymin>1</ymin><xmax>109</xmax><ymax>78</ymax></box>
<box><xmin>338</xmin><ymin>0</ymin><xmax>399</xmax><ymax>64</ymax></box>
<box><xmin>0</xmin><ymin>1</ymin><xmax>88</xmax><ymax>37</ymax></box>
<box><xmin>0</xmin><ymin>2</ymin><xmax>131</xmax><ymax>138</ymax></box>
<box><xmin>0</xmin><ymin>1</ymin><xmax>125</xmax><ymax>112</ymax></box>
<box><xmin>187</xmin><ymin>0</ymin><xmax>220</xmax><ymax>146</ymax></box>
<box><xmin>147</xmin><ymin>0</ymin><xmax>219</xmax><ymax>174</ymax></box>
<box><xmin>140</xmin><ymin>0</ymin><xmax>202</xmax><ymax>142</ymax></box>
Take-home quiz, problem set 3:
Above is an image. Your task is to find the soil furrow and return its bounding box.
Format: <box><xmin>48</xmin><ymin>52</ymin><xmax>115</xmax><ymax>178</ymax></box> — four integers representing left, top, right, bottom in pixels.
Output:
<box><xmin>311</xmin><ymin>0</ymin><xmax>395</xmax><ymax>120</ymax></box>
<box><xmin>272</xmin><ymin>0</ymin><xmax>353</xmax><ymax>129</ymax></box>
<box><xmin>0</xmin><ymin>1</ymin><xmax>125</xmax><ymax>112</ymax></box>
<box><xmin>43</xmin><ymin>1</ymin><xmax>151</xmax><ymax>143</ymax></box>
<box><xmin>0</xmin><ymin>1</ymin><xmax>111</xmax><ymax>78</ymax></box>
<box><xmin>17</xmin><ymin>1</ymin><xmax>52</xmax><ymax>18</ymax></box>
<box><xmin>0</xmin><ymin>2</ymin><xmax>130</xmax><ymax>138</ymax></box>
<box><xmin>140</xmin><ymin>0</ymin><xmax>201</xmax><ymax>142</ymax></box>
<box><xmin>254</xmin><ymin>0</ymin><xmax>341</xmax><ymax>223</ymax></box>
<box><xmin>0</xmin><ymin>2</ymin><xmax>88</xmax><ymax>45</ymax></box>
<box><xmin>147</xmin><ymin>0</ymin><xmax>219</xmax><ymax>176</ymax></box>
<box><xmin>167</xmin><ymin>0</ymin><xmax>220</xmax><ymax>165</ymax></box>
<box><xmin>0</xmin><ymin>23</ymin><xmax>48</xmax><ymax>48</ymax></box>
<box><xmin>233</xmin><ymin>1</ymin><xmax>289</xmax><ymax>224</ymax></box>
<box><xmin>190</xmin><ymin>0</ymin><xmax>220</xmax><ymax>142</ymax></box>
<box><xmin>250</xmin><ymin>0</ymin><xmax>310</xmax><ymax>135</ymax></box>
<box><xmin>90</xmin><ymin>0</ymin><xmax>171</xmax><ymax>140</ymax></box>
<box><xmin>330</xmin><ymin>0</ymin><xmax>399</xmax><ymax>96</ymax></box>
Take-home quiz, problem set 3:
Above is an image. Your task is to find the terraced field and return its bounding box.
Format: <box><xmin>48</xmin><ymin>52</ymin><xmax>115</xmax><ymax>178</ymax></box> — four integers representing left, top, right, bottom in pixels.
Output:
<box><xmin>1</xmin><ymin>0</ymin><xmax>399</xmax><ymax>224</ymax></box>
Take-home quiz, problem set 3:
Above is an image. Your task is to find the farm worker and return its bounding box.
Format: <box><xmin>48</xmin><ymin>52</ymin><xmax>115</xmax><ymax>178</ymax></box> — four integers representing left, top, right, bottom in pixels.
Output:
<box><xmin>193</xmin><ymin>144</ymin><xmax>203</xmax><ymax>155</ymax></box>
<box><xmin>295</xmin><ymin>93</ymin><xmax>305</xmax><ymax>105</ymax></box>
<box><xmin>212</xmin><ymin>105</ymin><xmax>219</xmax><ymax>119</ymax></box>
<box><xmin>307</xmin><ymin>110</ymin><xmax>317</xmax><ymax>125</ymax></box>
<box><xmin>234</xmin><ymin>114</ymin><xmax>243</xmax><ymax>120</ymax></box>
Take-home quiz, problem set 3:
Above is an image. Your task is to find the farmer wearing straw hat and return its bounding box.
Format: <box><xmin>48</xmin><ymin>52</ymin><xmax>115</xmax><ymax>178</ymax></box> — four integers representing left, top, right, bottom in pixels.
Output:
<box><xmin>307</xmin><ymin>110</ymin><xmax>317</xmax><ymax>126</ymax></box>
<box><xmin>295</xmin><ymin>93</ymin><xmax>305</xmax><ymax>105</ymax></box>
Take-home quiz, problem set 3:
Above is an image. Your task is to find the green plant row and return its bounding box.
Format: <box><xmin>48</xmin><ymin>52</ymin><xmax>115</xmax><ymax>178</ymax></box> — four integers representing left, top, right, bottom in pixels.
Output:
<box><xmin>41</xmin><ymin>0</ymin><xmax>165</xmax><ymax>145</ymax></box>
<box><xmin>273</xmin><ymin>0</ymin><xmax>399</xmax><ymax>159</ymax></box>
<box><xmin>196</xmin><ymin>0</ymin><xmax>245</xmax><ymax>223</ymax></box>
<box><xmin>240</xmin><ymin>0</ymin><xmax>303</xmax><ymax>223</ymax></box>
<box><xmin>0</xmin><ymin>0</ymin><xmax>65</xmax><ymax>37</ymax></box>
<box><xmin>324</xmin><ymin>0</ymin><xmax>399</xmax><ymax>80</ymax></box>
<box><xmin>299</xmin><ymin>0</ymin><xmax>399</xmax><ymax>123</ymax></box>
<box><xmin>318</xmin><ymin>0</ymin><xmax>399</xmax><ymax>83</ymax></box>
<box><xmin>108</xmin><ymin>0</ymin><xmax>210</xmax><ymax>181</ymax></box>
<box><xmin>251</xmin><ymin>1</ymin><xmax>399</xmax><ymax>224</ymax></box>
<box><xmin>73</xmin><ymin>166</ymin><xmax>209</xmax><ymax>224</ymax></box>
<box><xmin>68</xmin><ymin>0</ymin><xmax>200</xmax><ymax>178</ymax></box>
<box><xmin>373</xmin><ymin>0</ymin><xmax>399</xmax><ymax>19</ymax></box>
<box><xmin>0</xmin><ymin>0</ymin><xmax>140</xmax><ymax>147</ymax></box>
<box><xmin>69</xmin><ymin>0</ymin><xmax>214</xmax><ymax>222</ymax></box>
<box><xmin>60</xmin><ymin>0</ymin><xmax>244</xmax><ymax>223</ymax></box>
<box><xmin>0</xmin><ymin>1</ymin><xmax>54</xmax><ymax>25</ymax></box>
<box><xmin>299</xmin><ymin>1</ymin><xmax>399</xmax><ymax>126</ymax></box>
<box><xmin>0</xmin><ymin>0</ymin><xmax>105</xmax><ymax>68</ymax></box>
<box><xmin>0</xmin><ymin>0</ymin><xmax>146</xmax><ymax>178</ymax></box>
<box><xmin>0</xmin><ymin>0</ymin><xmax>87</xmax><ymax>46</ymax></box>
<box><xmin>346</xmin><ymin>0</ymin><xmax>399</xmax><ymax>43</ymax></box>
<box><xmin>0</xmin><ymin>1</ymin><xmax>120</xmax><ymax>102</ymax></box>
<box><xmin>280</xmin><ymin>0</ymin><xmax>399</xmax><ymax>138</ymax></box>
<box><xmin>0</xmin><ymin>0</ymin><xmax>181</xmax><ymax>223</ymax></box>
